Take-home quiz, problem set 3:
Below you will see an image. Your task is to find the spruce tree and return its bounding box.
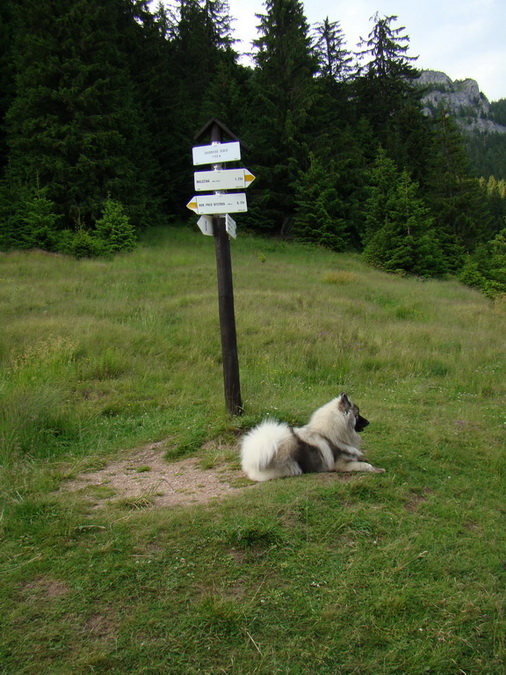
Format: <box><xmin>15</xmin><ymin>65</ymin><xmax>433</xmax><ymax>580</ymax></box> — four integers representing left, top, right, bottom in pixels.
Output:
<box><xmin>168</xmin><ymin>0</ymin><xmax>236</xmax><ymax>127</ymax></box>
<box><xmin>362</xmin><ymin>147</ymin><xmax>399</xmax><ymax>244</ymax></box>
<box><xmin>95</xmin><ymin>198</ymin><xmax>137</xmax><ymax>254</ymax></box>
<box><xmin>165</xmin><ymin>0</ymin><xmax>240</xmax><ymax>212</ymax></box>
<box><xmin>245</xmin><ymin>0</ymin><xmax>318</xmax><ymax>233</ymax></box>
<box><xmin>4</xmin><ymin>0</ymin><xmax>156</xmax><ymax>240</ymax></box>
<box><xmin>0</xmin><ymin>181</ymin><xmax>60</xmax><ymax>251</ymax></box>
<box><xmin>459</xmin><ymin>228</ymin><xmax>506</xmax><ymax>296</ymax></box>
<box><xmin>313</xmin><ymin>18</ymin><xmax>354</xmax><ymax>83</ymax></box>
<box><xmin>356</xmin><ymin>13</ymin><xmax>419</xmax><ymax>114</ymax></box>
<box><xmin>292</xmin><ymin>153</ymin><xmax>348</xmax><ymax>251</ymax></box>
<box><xmin>0</xmin><ymin>0</ymin><xmax>15</xmax><ymax>175</ymax></box>
<box><xmin>363</xmin><ymin>151</ymin><xmax>446</xmax><ymax>276</ymax></box>
<box><xmin>354</xmin><ymin>13</ymin><xmax>427</xmax><ymax>176</ymax></box>
<box><xmin>426</xmin><ymin>112</ymin><xmax>492</xmax><ymax>265</ymax></box>
<box><xmin>310</xmin><ymin>17</ymin><xmax>357</xmax><ymax>152</ymax></box>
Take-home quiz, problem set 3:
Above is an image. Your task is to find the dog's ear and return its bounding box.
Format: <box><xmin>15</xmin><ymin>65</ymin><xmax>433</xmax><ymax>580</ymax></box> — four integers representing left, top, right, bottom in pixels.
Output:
<box><xmin>337</xmin><ymin>393</ymin><xmax>352</xmax><ymax>413</ymax></box>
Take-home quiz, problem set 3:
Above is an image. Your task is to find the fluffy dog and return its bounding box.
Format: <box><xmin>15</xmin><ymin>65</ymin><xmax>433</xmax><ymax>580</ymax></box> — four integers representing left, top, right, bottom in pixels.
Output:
<box><xmin>240</xmin><ymin>393</ymin><xmax>385</xmax><ymax>482</ymax></box>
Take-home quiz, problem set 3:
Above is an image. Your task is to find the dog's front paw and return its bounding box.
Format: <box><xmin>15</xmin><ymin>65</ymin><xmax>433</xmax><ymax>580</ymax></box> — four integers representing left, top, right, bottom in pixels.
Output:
<box><xmin>372</xmin><ymin>466</ymin><xmax>386</xmax><ymax>473</ymax></box>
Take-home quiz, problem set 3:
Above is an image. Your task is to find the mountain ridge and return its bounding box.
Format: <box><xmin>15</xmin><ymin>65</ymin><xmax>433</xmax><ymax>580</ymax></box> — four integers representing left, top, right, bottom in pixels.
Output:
<box><xmin>415</xmin><ymin>70</ymin><xmax>506</xmax><ymax>134</ymax></box>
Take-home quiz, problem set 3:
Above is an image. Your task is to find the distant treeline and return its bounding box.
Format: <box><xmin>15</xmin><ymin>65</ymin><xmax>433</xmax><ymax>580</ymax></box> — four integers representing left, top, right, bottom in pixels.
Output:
<box><xmin>0</xmin><ymin>0</ymin><xmax>504</xmax><ymax>294</ymax></box>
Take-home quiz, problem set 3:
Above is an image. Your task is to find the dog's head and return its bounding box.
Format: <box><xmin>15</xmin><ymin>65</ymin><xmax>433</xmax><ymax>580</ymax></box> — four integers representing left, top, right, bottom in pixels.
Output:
<box><xmin>337</xmin><ymin>392</ymin><xmax>369</xmax><ymax>432</ymax></box>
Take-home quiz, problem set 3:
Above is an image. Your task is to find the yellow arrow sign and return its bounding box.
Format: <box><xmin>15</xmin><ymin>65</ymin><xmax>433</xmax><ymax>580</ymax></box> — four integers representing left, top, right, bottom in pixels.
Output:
<box><xmin>186</xmin><ymin>193</ymin><xmax>248</xmax><ymax>215</ymax></box>
<box><xmin>193</xmin><ymin>168</ymin><xmax>256</xmax><ymax>191</ymax></box>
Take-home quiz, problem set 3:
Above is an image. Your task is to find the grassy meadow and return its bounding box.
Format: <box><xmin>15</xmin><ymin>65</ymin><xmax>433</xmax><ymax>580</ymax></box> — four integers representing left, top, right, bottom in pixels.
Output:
<box><xmin>0</xmin><ymin>225</ymin><xmax>505</xmax><ymax>673</ymax></box>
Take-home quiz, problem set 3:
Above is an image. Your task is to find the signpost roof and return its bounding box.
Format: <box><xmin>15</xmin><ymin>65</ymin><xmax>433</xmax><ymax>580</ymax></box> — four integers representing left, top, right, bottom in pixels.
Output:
<box><xmin>194</xmin><ymin>117</ymin><xmax>250</xmax><ymax>152</ymax></box>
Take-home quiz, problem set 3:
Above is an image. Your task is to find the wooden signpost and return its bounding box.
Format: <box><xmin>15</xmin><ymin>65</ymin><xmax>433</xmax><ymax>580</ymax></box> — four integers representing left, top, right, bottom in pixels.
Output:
<box><xmin>187</xmin><ymin>118</ymin><xmax>253</xmax><ymax>415</ymax></box>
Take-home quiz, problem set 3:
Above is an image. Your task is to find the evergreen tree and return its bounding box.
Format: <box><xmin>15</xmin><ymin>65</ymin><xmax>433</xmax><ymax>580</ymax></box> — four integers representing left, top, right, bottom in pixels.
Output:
<box><xmin>484</xmin><ymin>175</ymin><xmax>506</xmax><ymax>234</ymax></box>
<box><xmin>333</xmin><ymin>120</ymin><xmax>379</xmax><ymax>247</ymax></box>
<box><xmin>487</xmin><ymin>227</ymin><xmax>506</xmax><ymax>293</ymax></box>
<box><xmin>95</xmin><ymin>198</ymin><xmax>137</xmax><ymax>254</ymax></box>
<box><xmin>363</xmin><ymin>151</ymin><xmax>446</xmax><ymax>276</ymax></box>
<box><xmin>0</xmin><ymin>0</ymin><xmax>15</xmax><ymax>175</ymax></box>
<box><xmin>313</xmin><ymin>18</ymin><xmax>354</xmax><ymax>83</ymax></box>
<box><xmin>466</xmin><ymin>132</ymin><xmax>506</xmax><ymax>181</ymax></box>
<box><xmin>119</xmin><ymin>1</ymin><xmax>177</xmax><ymax>214</ymax></box>
<box><xmin>362</xmin><ymin>147</ymin><xmax>399</xmax><ymax>243</ymax></box>
<box><xmin>426</xmin><ymin>112</ymin><xmax>492</xmax><ymax>264</ymax></box>
<box><xmin>490</xmin><ymin>99</ymin><xmax>506</xmax><ymax>126</ymax></box>
<box><xmin>4</xmin><ymin>0</ymin><xmax>157</xmax><ymax>239</ymax></box>
<box><xmin>310</xmin><ymin>17</ymin><xmax>356</xmax><ymax>146</ymax></box>
<box><xmin>459</xmin><ymin>227</ymin><xmax>506</xmax><ymax>296</ymax></box>
<box><xmin>168</xmin><ymin>0</ymin><xmax>236</xmax><ymax>126</ymax></box>
<box><xmin>245</xmin><ymin>0</ymin><xmax>319</xmax><ymax>233</ymax></box>
<box><xmin>165</xmin><ymin>0</ymin><xmax>240</xmax><ymax>213</ymax></box>
<box><xmin>356</xmin><ymin>13</ymin><xmax>419</xmax><ymax>102</ymax></box>
<box><xmin>0</xmin><ymin>181</ymin><xmax>60</xmax><ymax>250</ymax></box>
<box><xmin>354</xmin><ymin>13</ymin><xmax>426</xmax><ymax>175</ymax></box>
<box><xmin>200</xmin><ymin>59</ymin><xmax>252</xmax><ymax>138</ymax></box>
<box><xmin>292</xmin><ymin>153</ymin><xmax>348</xmax><ymax>251</ymax></box>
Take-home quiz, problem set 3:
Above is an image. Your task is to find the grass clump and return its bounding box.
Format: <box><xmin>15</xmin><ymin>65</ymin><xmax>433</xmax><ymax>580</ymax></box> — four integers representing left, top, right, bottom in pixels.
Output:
<box><xmin>0</xmin><ymin>225</ymin><xmax>504</xmax><ymax>673</ymax></box>
<box><xmin>322</xmin><ymin>269</ymin><xmax>357</xmax><ymax>285</ymax></box>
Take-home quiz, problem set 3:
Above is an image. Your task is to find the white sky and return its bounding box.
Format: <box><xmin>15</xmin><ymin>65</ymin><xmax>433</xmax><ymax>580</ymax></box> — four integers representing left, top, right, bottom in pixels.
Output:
<box><xmin>227</xmin><ymin>0</ymin><xmax>506</xmax><ymax>102</ymax></box>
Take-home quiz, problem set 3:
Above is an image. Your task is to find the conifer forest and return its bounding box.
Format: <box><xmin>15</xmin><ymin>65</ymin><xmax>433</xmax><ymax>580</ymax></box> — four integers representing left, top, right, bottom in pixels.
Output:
<box><xmin>0</xmin><ymin>0</ymin><xmax>505</xmax><ymax>295</ymax></box>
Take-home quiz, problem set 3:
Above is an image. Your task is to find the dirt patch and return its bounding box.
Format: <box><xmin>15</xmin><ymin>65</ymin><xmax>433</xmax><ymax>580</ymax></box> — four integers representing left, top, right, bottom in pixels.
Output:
<box><xmin>62</xmin><ymin>441</ymin><xmax>254</xmax><ymax>509</ymax></box>
<box><xmin>22</xmin><ymin>577</ymin><xmax>69</xmax><ymax>598</ymax></box>
<box><xmin>403</xmin><ymin>486</ymin><xmax>432</xmax><ymax>512</ymax></box>
<box><xmin>83</xmin><ymin>612</ymin><xmax>118</xmax><ymax>641</ymax></box>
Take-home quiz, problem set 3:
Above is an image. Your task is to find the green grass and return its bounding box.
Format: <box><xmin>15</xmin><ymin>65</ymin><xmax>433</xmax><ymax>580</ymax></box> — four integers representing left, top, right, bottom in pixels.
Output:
<box><xmin>0</xmin><ymin>225</ymin><xmax>505</xmax><ymax>673</ymax></box>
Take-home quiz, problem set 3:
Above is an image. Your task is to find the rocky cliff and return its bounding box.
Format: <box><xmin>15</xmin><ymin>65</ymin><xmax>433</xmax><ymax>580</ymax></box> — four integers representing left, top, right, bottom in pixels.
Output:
<box><xmin>415</xmin><ymin>70</ymin><xmax>506</xmax><ymax>134</ymax></box>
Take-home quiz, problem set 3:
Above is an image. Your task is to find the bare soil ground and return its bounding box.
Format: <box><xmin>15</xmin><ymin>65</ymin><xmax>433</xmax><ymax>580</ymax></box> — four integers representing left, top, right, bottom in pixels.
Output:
<box><xmin>62</xmin><ymin>440</ymin><xmax>254</xmax><ymax>509</ymax></box>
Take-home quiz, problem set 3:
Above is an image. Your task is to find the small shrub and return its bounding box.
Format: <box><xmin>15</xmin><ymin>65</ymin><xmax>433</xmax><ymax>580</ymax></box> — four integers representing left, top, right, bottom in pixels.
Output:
<box><xmin>0</xmin><ymin>181</ymin><xmax>61</xmax><ymax>251</ymax></box>
<box><xmin>95</xmin><ymin>199</ymin><xmax>136</xmax><ymax>254</ymax></box>
<box><xmin>67</xmin><ymin>228</ymin><xmax>103</xmax><ymax>259</ymax></box>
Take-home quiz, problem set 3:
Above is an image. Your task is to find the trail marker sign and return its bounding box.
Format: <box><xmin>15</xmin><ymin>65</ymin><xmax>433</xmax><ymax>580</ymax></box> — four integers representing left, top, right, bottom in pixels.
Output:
<box><xmin>186</xmin><ymin>193</ymin><xmax>248</xmax><ymax>215</ymax></box>
<box><xmin>192</xmin><ymin>141</ymin><xmax>241</xmax><ymax>166</ymax></box>
<box><xmin>194</xmin><ymin>168</ymin><xmax>255</xmax><ymax>192</ymax></box>
<box><xmin>225</xmin><ymin>214</ymin><xmax>237</xmax><ymax>239</ymax></box>
<box><xmin>197</xmin><ymin>215</ymin><xmax>213</xmax><ymax>236</ymax></box>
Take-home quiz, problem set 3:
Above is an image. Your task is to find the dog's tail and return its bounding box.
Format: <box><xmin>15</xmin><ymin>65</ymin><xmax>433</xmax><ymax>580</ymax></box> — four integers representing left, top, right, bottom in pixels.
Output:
<box><xmin>240</xmin><ymin>419</ymin><xmax>292</xmax><ymax>481</ymax></box>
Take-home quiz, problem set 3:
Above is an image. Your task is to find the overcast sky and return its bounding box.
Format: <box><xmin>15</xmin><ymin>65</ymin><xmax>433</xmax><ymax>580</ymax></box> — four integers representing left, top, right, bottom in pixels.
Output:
<box><xmin>226</xmin><ymin>0</ymin><xmax>506</xmax><ymax>102</ymax></box>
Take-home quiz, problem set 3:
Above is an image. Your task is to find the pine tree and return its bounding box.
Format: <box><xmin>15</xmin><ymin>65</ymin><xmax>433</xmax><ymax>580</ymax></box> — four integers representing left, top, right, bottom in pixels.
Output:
<box><xmin>310</xmin><ymin>17</ymin><xmax>356</xmax><ymax>146</ymax></box>
<box><xmin>95</xmin><ymin>198</ymin><xmax>136</xmax><ymax>254</ymax></box>
<box><xmin>0</xmin><ymin>181</ymin><xmax>60</xmax><ymax>250</ymax></box>
<box><xmin>245</xmin><ymin>0</ymin><xmax>319</xmax><ymax>233</ymax></box>
<box><xmin>0</xmin><ymin>0</ymin><xmax>15</xmax><ymax>174</ymax></box>
<box><xmin>354</xmin><ymin>13</ymin><xmax>426</xmax><ymax>175</ymax></box>
<box><xmin>292</xmin><ymin>153</ymin><xmax>348</xmax><ymax>251</ymax></box>
<box><xmin>165</xmin><ymin>0</ymin><xmax>240</xmax><ymax>213</ymax></box>
<box><xmin>363</xmin><ymin>151</ymin><xmax>446</xmax><ymax>276</ymax></box>
<box><xmin>362</xmin><ymin>147</ymin><xmax>399</xmax><ymax>244</ymax></box>
<box><xmin>313</xmin><ymin>18</ymin><xmax>354</xmax><ymax>83</ymax></box>
<box><xmin>4</xmin><ymin>0</ymin><xmax>156</xmax><ymax>238</ymax></box>
<box><xmin>168</xmin><ymin>0</ymin><xmax>236</xmax><ymax>127</ymax></box>
<box><xmin>459</xmin><ymin>228</ymin><xmax>506</xmax><ymax>296</ymax></box>
<box><xmin>426</xmin><ymin>112</ymin><xmax>493</xmax><ymax>265</ymax></box>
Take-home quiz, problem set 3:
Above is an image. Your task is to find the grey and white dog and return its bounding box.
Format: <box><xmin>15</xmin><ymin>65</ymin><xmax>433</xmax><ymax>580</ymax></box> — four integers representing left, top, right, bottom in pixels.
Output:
<box><xmin>240</xmin><ymin>393</ymin><xmax>385</xmax><ymax>482</ymax></box>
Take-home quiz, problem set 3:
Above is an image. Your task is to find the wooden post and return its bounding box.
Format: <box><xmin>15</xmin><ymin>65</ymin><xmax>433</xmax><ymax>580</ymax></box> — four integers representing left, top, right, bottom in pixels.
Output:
<box><xmin>209</xmin><ymin>122</ymin><xmax>243</xmax><ymax>416</ymax></box>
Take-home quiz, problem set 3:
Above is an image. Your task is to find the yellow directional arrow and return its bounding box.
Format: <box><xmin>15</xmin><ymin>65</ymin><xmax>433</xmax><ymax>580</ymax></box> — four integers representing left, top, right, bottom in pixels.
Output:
<box><xmin>187</xmin><ymin>200</ymin><xmax>198</xmax><ymax>211</ymax></box>
<box><xmin>244</xmin><ymin>172</ymin><xmax>256</xmax><ymax>184</ymax></box>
